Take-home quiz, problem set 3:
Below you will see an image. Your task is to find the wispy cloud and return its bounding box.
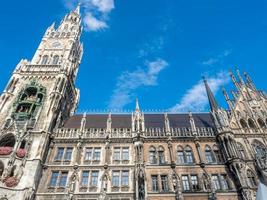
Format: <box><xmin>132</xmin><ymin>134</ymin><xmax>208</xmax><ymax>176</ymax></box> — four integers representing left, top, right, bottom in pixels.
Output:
<box><xmin>202</xmin><ymin>50</ymin><xmax>231</xmax><ymax>66</ymax></box>
<box><xmin>170</xmin><ymin>71</ymin><xmax>230</xmax><ymax>112</ymax></box>
<box><xmin>109</xmin><ymin>59</ymin><xmax>168</xmax><ymax>110</ymax></box>
<box><xmin>65</xmin><ymin>0</ymin><xmax>114</xmax><ymax>31</ymax></box>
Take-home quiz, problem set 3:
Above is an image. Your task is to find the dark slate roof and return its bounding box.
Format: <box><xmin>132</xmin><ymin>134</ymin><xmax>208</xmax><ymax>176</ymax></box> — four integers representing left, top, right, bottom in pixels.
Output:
<box><xmin>62</xmin><ymin>113</ymin><xmax>214</xmax><ymax>129</ymax></box>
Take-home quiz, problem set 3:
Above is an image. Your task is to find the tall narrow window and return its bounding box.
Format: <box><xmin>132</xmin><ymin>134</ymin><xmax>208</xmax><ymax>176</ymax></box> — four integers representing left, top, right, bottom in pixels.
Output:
<box><xmin>122</xmin><ymin>147</ymin><xmax>129</xmax><ymax>160</ymax></box>
<box><xmin>185</xmin><ymin>146</ymin><xmax>193</xmax><ymax>164</ymax></box>
<box><xmin>55</xmin><ymin>147</ymin><xmax>64</xmax><ymax>161</ymax></box>
<box><xmin>237</xmin><ymin>143</ymin><xmax>246</xmax><ymax>159</ymax></box>
<box><xmin>85</xmin><ymin>148</ymin><xmax>93</xmax><ymax>161</ymax></box>
<box><xmin>112</xmin><ymin>171</ymin><xmax>120</xmax><ymax>186</ymax></box>
<box><xmin>220</xmin><ymin>174</ymin><xmax>229</xmax><ymax>190</ymax></box>
<box><xmin>52</xmin><ymin>55</ymin><xmax>59</xmax><ymax>65</ymax></box>
<box><xmin>113</xmin><ymin>147</ymin><xmax>121</xmax><ymax>161</ymax></box>
<box><xmin>213</xmin><ymin>145</ymin><xmax>223</xmax><ymax>163</ymax></box>
<box><xmin>177</xmin><ymin>146</ymin><xmax>185</xmax><ymax>164</ymax></box>
<box><xmin>41</xmin><ymin>55</ymin><xmax>49</xmax><ymax>65</ymax></box>
<box><xmin>94</xmin><ymin>148</ymin><xmax>101</xmax><ymax>161</ymax></box>
<box><xmin>50</xmin><ymin>171</ymin><xmax>59</xmax><ymax>187</ymax></box>
<box><xmin>205</xmin><ymin>145</ymin><xmax>214</xmax><ymax>163</ymax></box>
<box><xmin>191</xmin><ymin>175</ymin><xmax>199</xmax><ymax>190</ymax></box>
<box><xmin>64</xmin><ymin>147</ymin><xmax>73</xmax><ymax>161</ymax></box>
<box><xmin>182</xmin><ymin>175</ymin><xmax>190</xmax><ymax>191</ymax></box>
<box><xmin>247</xmin><ymin>170</ymin><xmax>257</xmax><ymax>187</ymax></box>
<box><xmin>212</xmin><ymin>175</ymin><xmax>220</xmax><ymax>190</ymax></box>
<box><xmin>81</xmin><ymin>171</ymin><xmax>89</xmax><ymax>186</ymax></box>
<box><xmin>59</xmin><ymin>172</ymin><xmax>68</xmax><ymax>187</ymax></box>
<box><xmin>161</xmin><ymin>175</ymin><xmax>169</xmax><ymax>191</ymax></box>
<box><xmin>158</xmin><ymin>146</ymin><xmax>165</xmax><ymax>164</ymax></box>
<box><xmin>152</xmin><ymin>175</ymin><xmax>158</xmax><ymax>191</ymax></box>
<box><xmin>121</xmin><ymin>171</ymin><xmax>129</xmax><ymax>186</ymax></box>
<box><xmin>91</xmin><ymin>171</ymin><xmax>99</xmax><ymax>186</ymax></box>
<box><xmin>149</xmin><ymin>146</ymin><xmax>157</xmax><ymax>164</ymax></box>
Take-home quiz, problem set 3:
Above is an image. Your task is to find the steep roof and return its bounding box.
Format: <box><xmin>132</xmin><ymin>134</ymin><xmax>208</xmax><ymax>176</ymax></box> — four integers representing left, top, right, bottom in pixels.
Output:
<box><xmin>61</xmin><ymin>113</ymin><xmax>214</xmax><ymax>129</ymax></box>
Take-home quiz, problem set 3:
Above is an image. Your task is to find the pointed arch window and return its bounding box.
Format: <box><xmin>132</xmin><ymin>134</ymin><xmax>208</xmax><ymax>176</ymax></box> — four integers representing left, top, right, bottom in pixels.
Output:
<box><xmin>205</xmin><ymin>145</ymin><xmax>215</xmax><ymax>163</ymax></box>
<box><xmin>237</xmin><ymin>143</ymin><xmax>246</xmax><ymax>159</ymax></box>
<box><xmin>248</xmin><ymin>118</ymin><xmax>256</xmax><ymax>129</ymax></box>
<box><xmin>177</xmin><ymin>146</ymin><xmax>185</xmax><ymax>164</ymax></box>
<box><xmin>252</xmin><ymin>140</ymin><xmax>266</xmax><ymax>158</ymax></box>
<box><xmin>41</xmin><ymin>55</ymin><xmax>49</xmax><ymax>65</ymax></box>
<box><xmin>240</xmin><ymin>119</ymin><xmax>248</xmax><ymax>129</ymax></box>
<box><xmin>184</xmin><ymin>146</ymin><xmax>194</xmax><ymax>164</ymax></box>
<box><xmin>158</xmin><ymin>146</ymin><xmax>165</xmax><ymax>164</ymax></box>
<box><xmin>247</xmin><ymin>170</ymin><xmax>257</xmax><ymax>188</ymax></box>
<box><xmin>257</xmin><ymin>118</ymin><xmax>266</xmax><ymax>128</ymax></box>
<box><xmin>52</xmin><ymin>55</ymin><xmax>60</xmax><ymax>65</ymax></box>
<box><xmin>213</xmin><ymin>145</ymin><xmax>223</xmax><ymax>163</ymax></box>
<box><xmin>149</xmin><ymin>146</ymin><xmax>157</xmax><ymax>164</ymax></box>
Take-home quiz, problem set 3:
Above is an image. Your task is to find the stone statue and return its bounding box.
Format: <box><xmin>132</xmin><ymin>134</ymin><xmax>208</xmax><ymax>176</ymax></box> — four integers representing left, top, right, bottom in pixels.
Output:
<box><xmin>138</xmin><ymin>169</ymin><xmax>145</xmax><ymax>200</ymax></box>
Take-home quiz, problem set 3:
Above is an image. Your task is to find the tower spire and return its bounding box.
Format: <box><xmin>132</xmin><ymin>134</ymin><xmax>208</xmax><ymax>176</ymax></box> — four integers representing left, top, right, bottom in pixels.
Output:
<box><xmin>203</xmin><ymin>77</ymin><xmax>219</xmax><ymax>112</ymax></box>
<box><xmin>135</xmin><ymin>98</ymin><xmax>140</xmax><ymax>112</ymax></box>
<box><xmin>74</xmin><ymin>3</ymin><xmax>81</xmax><ymax>15</ymax></box>
<box><xmin>229</xmin><ymin>70</ymin><xmax>241</xmax><ymax>91</ymax></box>
<box><xmin>236</xmin><ymin>68</ymin><xmax>245</xmax><ymax>85</ymax></box>
<box><xmin>244</xmin><ymin>71</ymin><xmax>256</xmax><ymax>90</ymax></box>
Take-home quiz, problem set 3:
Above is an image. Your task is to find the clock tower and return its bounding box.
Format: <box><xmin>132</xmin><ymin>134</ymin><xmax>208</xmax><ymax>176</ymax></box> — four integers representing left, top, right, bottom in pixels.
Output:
<box><xmin>0</xmin><ymin>5</ymin><xmax>83</xmax><ymax>199</ymax></box>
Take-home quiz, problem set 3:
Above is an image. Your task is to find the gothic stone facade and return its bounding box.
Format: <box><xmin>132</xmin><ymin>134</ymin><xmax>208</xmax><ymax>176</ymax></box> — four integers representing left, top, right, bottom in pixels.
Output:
<box><xmin>0</xmin><ymin>6</ymin><xmax>266</xmax><ymax>200</ymax></box>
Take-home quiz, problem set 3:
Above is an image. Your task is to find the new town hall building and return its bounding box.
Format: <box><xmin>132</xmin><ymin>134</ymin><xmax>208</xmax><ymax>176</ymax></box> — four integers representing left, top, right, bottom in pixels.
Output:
<box><xmin>0</xmin><ymin>6</ymin><xmax>266</xmax><ymax>200</ymax></box>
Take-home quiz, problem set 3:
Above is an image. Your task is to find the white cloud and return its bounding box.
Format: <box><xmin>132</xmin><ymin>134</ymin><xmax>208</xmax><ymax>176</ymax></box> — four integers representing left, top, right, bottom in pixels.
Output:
<box><xmin>109</xmin><ymin>59</ymin><xmax>168</xmax><ymax>110</ymax></box>
<box><xmin>84</xmin><ymin>12</ymin><xmax>108</xmax><ymax>31</ymax></box>
<box><xmin>170</xmin><ymin>71</ymin><xmax>230</xmax><ymax>112</ymax></box>
<box><xmin>202</xmin><ymin>50</ymin><xmax>232</xmax><ymax>66</ymax></box>
<box><xmin>91</xmin><ymin>0</ymin><xmax>114</xmax><ymax>13</ymax></box>
<box><xmin>65</xmin><ymin>0</ymin><xmax>115</xmax><ymax>32</ymax></box>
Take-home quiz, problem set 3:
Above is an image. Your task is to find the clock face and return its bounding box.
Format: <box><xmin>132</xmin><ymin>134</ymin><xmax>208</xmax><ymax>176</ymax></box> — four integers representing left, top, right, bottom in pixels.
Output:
<box><xmin>52</xmin><ymin>41</ymin><xmax>61</xmax><ymax>48</ymax></box>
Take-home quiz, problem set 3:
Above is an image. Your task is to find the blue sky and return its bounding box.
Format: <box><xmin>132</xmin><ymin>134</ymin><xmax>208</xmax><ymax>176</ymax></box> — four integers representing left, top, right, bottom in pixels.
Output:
<box><xmin>0</xmin><ymin>0</ymin><xmax>267</xmax><ymax>113</ymax></box>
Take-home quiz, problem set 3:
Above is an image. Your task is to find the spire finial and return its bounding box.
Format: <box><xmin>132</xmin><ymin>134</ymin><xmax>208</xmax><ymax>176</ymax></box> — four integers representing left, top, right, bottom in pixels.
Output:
<box><xmin>235</xmin><ymin>68</ymin><xmax>245</xmax><ymax>85</ymax></box>
<box><xmin>74</xmin><ymin>3</ymin><xmax>81</xmax><ymax>15</ymax></box>
<box><xmin>203</xmin><ymin>77</ymin><xmax>219</xmax><ymax>112</ymax></box>
<box><xmin>244</xmin><ymin>71</ymin><xmax>256</xmax><ymax>90</ymax></box>
<box><xmin>229</xmin><ymin>70</ymin><xmax>240</xmax><ymax>91</ymax></box>
<box><xmin>135</xmin><ymin>98</ymin><xmax>140</xmax><ymax>112</ymax></box>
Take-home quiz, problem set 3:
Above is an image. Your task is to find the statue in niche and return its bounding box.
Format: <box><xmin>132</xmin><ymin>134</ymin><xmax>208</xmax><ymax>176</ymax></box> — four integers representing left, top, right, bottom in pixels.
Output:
<box><xmin>202</xmin><ymin>173</ymin><xmax>212</xmax><ymax>192</ymax></box>
<box><xmin>138</xmin><ymin>169</ymin><xmax>145</xmax><ymax>200</ymax></box>
<box><xmin>69</xmin><ymin>170</ymin><xmax>78</xmax><ymax>193</ymax></box>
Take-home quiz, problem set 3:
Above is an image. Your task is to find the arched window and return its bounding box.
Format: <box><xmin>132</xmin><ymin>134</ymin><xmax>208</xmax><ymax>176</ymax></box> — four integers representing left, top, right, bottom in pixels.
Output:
<box><xmin>52</xmin><ymin>55</ymin><xmax>59</xmax><ymax>65</ymax></box>
<box><xmin>252</xmin><ymin>140</ymin><xmax>266</xmax><ymax>158</ymax></box>
<box><xmin>237</xmin><ymin>143</ymin><xmax>246</xmax><ymax>159</ymax></box>
<box><xmin>41</xmin><ymin>55</ymin><xmax>49</xmax><ymax>65</ymax></box>
<box><xmin>257</xmin><ymin>118</ymin><xmax>266</xmax><ymax>128</ymax></box>
<box><xmin>247</xmin><ymin>170</ymin><xmax>257</xmax><ymax>188</ymax></box>
<box><xmin>184</xmin><ymin>146</ymin><xmax>194</xmax><ymax>164</ymax></box>
<box><xmin>0</xmin><ymin>134</ymin><xmax>15</xmax><ymax>147</ymax></box>
<box><xmin>158</xmin><ymin>146</ymin><xmax>165</xmax><ymax>164</ymax></box>
<box><xmin>213</xmin><ymin>145</ymin><xmax>223</xmax><ymax>163</ymax></box>
<box><xmin>240</xmin><ymin>119</ymin><xmax>248</xmax><ymax>129</ymax></box>
<box><xmin>205</xmin><ymin>145</ymin><xmax>215</xmax><ymax>163</ymax></box>
<box><xmin>149</xmin><ymin>146</ymin><xmax>157</xmax><ymax>164</ymax></box>
<box><xmin>177</xmin><ymin>146</ymin><xmax>185</xmax><ymax>164</ymax></box>
<box><xmin>248</xmin><ymin>119</ymin><xmax>256</xmax><ymax>129</ymax></box>
<box><xmin>19</xmin><ymin>140</ymin><xmax>26</xmax><ymax>149</ymax></box>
